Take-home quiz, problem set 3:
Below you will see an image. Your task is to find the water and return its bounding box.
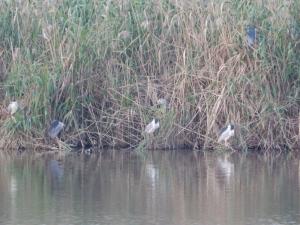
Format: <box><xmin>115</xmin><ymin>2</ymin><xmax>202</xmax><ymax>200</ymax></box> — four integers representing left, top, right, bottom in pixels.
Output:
<box><xmin>0</xmin><ymin>151</ymin><xmax>300</xmax><ymax>225</ymax></box>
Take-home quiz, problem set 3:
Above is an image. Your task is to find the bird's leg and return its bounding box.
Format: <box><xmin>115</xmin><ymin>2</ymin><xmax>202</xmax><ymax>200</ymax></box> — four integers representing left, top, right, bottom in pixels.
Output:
<box><xmin>150</xmin><ymin>133</ymin><xmax>154</xmax><ymax>150</ymax></box>
<box><xmin>225</xmin><ymin>140</ymin><xmax>228</xmax><ymax>147</ymax></box>
<box><xmin>225</xmin><ymin>139</ymin><xmax>235</xmax><ymax>152</ymax></box>
<box><xmin>11</xmin><ymin>116</ymin><xmax>16</xmax><ymax>123</ymax></box>
<box><xmin>145</xmin><ymin>135</ymin><xmax>149</xmax><ymax>149</ymax></box>
<box><xmin>56</xmin><ymin>138</ymin><xmax>64</xmax><ymax>150</ymax></box>
<box><xmin>144</xmin><ymin>134</ymin><xmax>151</xmax><ymax>150</ymax></box>
<box><xmin>56</xmin><ymin>138</ymin><xmax>60</xmax><ymax>149</ymax></box>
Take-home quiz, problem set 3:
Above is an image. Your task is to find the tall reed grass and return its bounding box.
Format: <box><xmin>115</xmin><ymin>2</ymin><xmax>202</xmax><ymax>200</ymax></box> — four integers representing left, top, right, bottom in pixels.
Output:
<box><xmin>0</xmin><ymin>0</ymin><xmax>299</xmax><ymax>151</ymax></box>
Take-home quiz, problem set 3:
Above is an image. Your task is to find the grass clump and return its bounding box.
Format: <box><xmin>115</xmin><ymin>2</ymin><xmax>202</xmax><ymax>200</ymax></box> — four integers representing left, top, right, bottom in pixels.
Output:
<box><xmin>0</xmin><ymin>0</ymin><xmax>299</xmax><ymax>151</ymax></box>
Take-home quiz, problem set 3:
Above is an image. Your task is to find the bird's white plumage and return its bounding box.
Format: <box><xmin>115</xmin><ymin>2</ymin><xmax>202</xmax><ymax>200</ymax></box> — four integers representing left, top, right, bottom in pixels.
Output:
<box><xmin>145</xmin><ymin>119</ymin><xmax>160</xmax><ymax>134</ymax></box>
<box><xmin>157</xmin><ymin>98</ymin><xmax>167</xmax><ymax>107</ymax></box>
<box><xmin>7</xmin><ymin>101</ymin><xmax>18</xmax><ymax>115</ymax></box>
<box><xmin>218</xmin><ymin>125</ymin><xmax>234</xmax><ymax>143</ymax></box>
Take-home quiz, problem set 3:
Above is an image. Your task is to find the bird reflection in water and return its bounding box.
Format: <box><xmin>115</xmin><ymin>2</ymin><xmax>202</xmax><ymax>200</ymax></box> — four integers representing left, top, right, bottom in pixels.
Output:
<box><xmin>216</xmin><ymin>154</ymin><xmax>234</xmax><ymax>185</ymax></box>
<box><xmin>145</xmin><ymin>163</ymin><xmax>159</xmax><ymax>189</ymax></box>
<box><xmin>48</xmin><ymin>159</ymin><xmax>64</xmax><ymax>188</ymax></box>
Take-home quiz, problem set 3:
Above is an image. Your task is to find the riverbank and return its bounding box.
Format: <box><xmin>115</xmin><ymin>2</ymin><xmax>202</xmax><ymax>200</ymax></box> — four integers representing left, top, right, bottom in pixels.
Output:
<box><xmin>0</xmin><ymin>0</ymin><xmax>299</xmax><ymax>151</ymax></box>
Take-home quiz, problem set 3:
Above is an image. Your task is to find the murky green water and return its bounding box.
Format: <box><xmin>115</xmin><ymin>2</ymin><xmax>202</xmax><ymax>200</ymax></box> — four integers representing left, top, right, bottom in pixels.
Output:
<box><xmin>0</xmin><ymin>151</ymin><xmax>300</xmax><ymax>225</ymax></box>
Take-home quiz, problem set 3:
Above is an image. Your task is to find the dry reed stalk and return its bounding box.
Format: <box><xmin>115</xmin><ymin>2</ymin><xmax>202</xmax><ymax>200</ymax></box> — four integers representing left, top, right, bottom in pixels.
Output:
<box><xmin>0</xmin><ymin>0</ymin><xmax>299</xmax><ymax>151</ymax></box>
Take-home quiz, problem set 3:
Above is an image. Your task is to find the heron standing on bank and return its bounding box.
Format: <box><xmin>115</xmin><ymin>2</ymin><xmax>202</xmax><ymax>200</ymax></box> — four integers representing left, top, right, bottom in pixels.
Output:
<box><xmin>218</xmin><ymin>124</ymin><xmax>235</xmax><ymax>146</ymax></box>
<box><xmin>144</xmin><ymin>119</ymin><xmax>160</xmax><ymax>134</ymax></box>
<box><xmin>48</xmin><ymin>120</ymin><xmax>65</xmax><ymax>139</ymax></box>
<box><xmin>7</xmin><ymin>101</ymin><xmax>18</xmax><ymax>115</ymax></box>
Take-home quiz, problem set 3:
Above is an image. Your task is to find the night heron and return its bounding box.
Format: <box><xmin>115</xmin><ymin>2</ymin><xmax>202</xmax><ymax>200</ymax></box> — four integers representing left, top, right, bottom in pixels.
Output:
<box><xmin>118</xmin><ymin>30</ymin><xmax>130</xmax><ymax>40</ymax></box>
<box><xmin>246</xmin><ymin>25</ymin><xmax>256</xmax><ymax>47</ymax></box>
<box><xmin>218</xmin><ymin>124</ymin><xmax>235</xmax><ymax>146</ymax></box>
<box><xmin>144</xmin><ymin>119</ymin><xmax>160</xmax><ymax>134</ymax></box>
<box><xmin>156</xmin><ymin>98</ymin><xmax>168</xmax><ymax>116</ymax></box>
<box><xmin>48</xmin><ymin>120</ymin><xmax>65</xmax><ymax>139</ymax></box>
<box><xmin>42</xmin><ymin>25</ymin><xmax>53</xmax><ymax>42</ymax></box>
<box><xmin>7</xmin><ymin>101</ymin><xmax>18</xmax><ymax>115</ymax></box>
<box><xmin>157</xmin><ymin>98</ymin><xmax>167</xmax><ymax>108</ymax></box>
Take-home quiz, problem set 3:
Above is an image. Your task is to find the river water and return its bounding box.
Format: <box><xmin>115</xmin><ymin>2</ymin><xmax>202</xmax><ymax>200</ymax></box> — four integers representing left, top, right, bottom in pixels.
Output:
<box><xmin>0</xmin><ymin>150</ymin><xmax>299</xmax><ymax>225</ymax></box>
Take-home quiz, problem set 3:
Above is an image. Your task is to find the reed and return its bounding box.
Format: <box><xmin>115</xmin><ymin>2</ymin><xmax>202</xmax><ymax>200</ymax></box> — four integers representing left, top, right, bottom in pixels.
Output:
<box><xmin>0</xmin><ymin>0</ymin><xmax>299</xmax><ymax>151</ymax></box>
